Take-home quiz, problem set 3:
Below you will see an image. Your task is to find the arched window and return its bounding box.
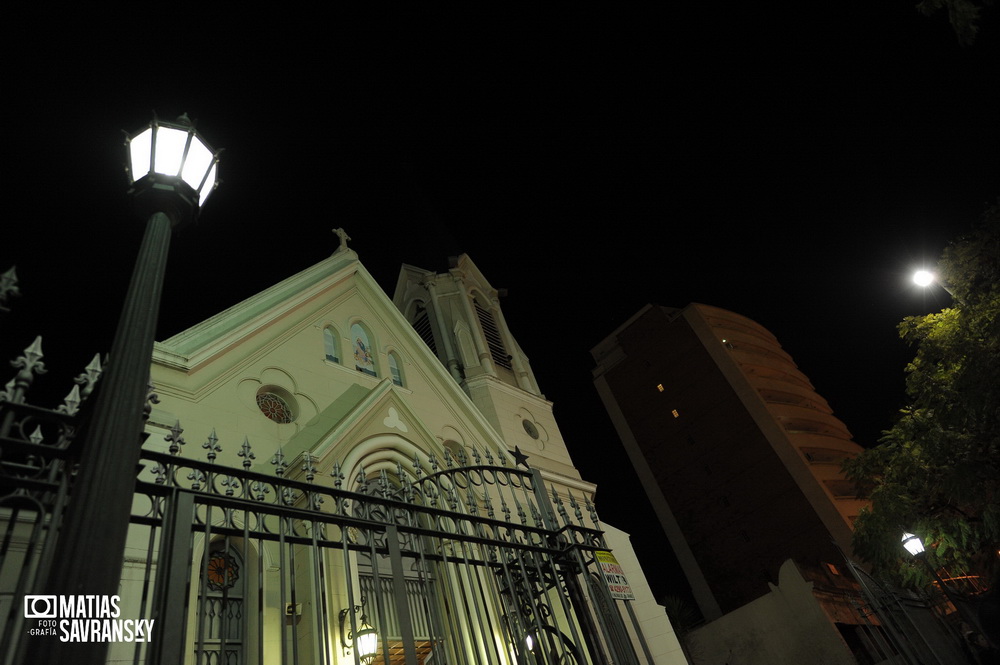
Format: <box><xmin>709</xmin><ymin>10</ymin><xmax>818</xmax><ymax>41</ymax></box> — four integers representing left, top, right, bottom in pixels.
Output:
<box><xmin>197</xmin><ymin>540</ymin><xmax>245</xmax><ymax>664</ymax></box>
<box><xmin>351</xmin><ymin>323</ymin><xmax>377</xmax><ymax>377</ymax></box>
<box><xmin>323</xmin><ymin>326</ymin><xmax>340</xmax><ymax>363</ymax></box>
<box><xmin>388</xmin><ymin>352</ymin><xmax>404</xmax><ymax>387</ymax></box>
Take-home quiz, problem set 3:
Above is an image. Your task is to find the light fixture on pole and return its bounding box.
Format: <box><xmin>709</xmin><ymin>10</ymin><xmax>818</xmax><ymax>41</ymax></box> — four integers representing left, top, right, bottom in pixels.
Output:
<box><xmin>126</xmin><ymin>113</ymin><xmax>221</xmax><ymax>228</ymax></box>
<box><xmin>901</xmin><ymin>530</ymin><xmax>997</xmax><ymax>651</ymax></box>
<box><xmin>901</xmin><ymin>532</ymin><xmax>925</xmax><ymax>556</ymax></box>
<box><xmin>912</xmin><ymin>269</ymin><xmax>956</xmax><ymax>297</ymax></box>
<box><xmin>39</xmin><ymin>114</ymin><xmax>220</xmax><ymax>664</ymax></box>
<box><xmin>340</xmin><ymin>602</ymin><xmax>379</xmax><ymax>663</ymax></box>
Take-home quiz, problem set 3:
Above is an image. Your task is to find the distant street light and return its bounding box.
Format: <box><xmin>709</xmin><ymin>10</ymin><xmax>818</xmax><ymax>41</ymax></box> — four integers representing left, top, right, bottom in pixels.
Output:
<box><xmin>40</xmin><ymin>114</ymin><xmax>220</xmax><ymax>664</ymax></box>
<box><xmin>912</xmin><ymin>269</ymin><xmax>956</xmax><ymax>297</ymax></box>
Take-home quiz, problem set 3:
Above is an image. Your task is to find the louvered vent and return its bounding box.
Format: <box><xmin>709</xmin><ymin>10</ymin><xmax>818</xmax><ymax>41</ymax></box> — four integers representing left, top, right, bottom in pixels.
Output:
<box><xmin>413</xmin><ymin>307</ymin><xmax>437</xmax><ymax>355</ymax></box>
<box><xmin>475</xmin><ymin>301</ymin><xmax>511</xmax><ymax>369</ymax></box>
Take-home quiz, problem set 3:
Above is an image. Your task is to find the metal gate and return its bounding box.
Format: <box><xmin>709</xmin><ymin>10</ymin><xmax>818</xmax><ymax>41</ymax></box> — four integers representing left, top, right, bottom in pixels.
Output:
<box><xmin>134</xmin><ymin>443</ymin><xmax>637</xmax><ymax>665</ymax></box>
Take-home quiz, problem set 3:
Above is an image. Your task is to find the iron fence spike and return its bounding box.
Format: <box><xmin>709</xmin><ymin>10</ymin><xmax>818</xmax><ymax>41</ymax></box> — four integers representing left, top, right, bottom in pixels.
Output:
<box><xmin>56</xmin><ymin>384</ymin><xmax>81</xmax><ymax>415</ymax></box>
<box><xmin>187</xmin><ymin>469</ymin><xmax>205</xmax><ymax>491</ymax></box>
<box><xmin>73</xmin><ymin>353</ymin><xmax>103</xmax><ymax>400</ymax></box>
<box><xmin>202</xmin><ymin>428</ymin><xmax>221</xmax><ymax>463</ymax></box>
<box><xmin>302</xmin><ymin>451</ymin><xmax>317</xmax><ymax>482</ymax></box>
<box><xmin>8</xmin><ymin>336</ymin><xmax>47</xmax><ymax>402</ymax></box>
<box><xmin>271</xmin><ymin>447</ymin><xmax>287</xmax><ymax>476</ymax></box>
<box><xmin>165</xmin><ymin>420</ymin><xmax>186</xmax><ymax>456</ymax></box>
<box><xmin>0</xmin><ymin>266</ymin><xmax>21</xmax><ymax>309</ymax></box>
<box><xmin>238</xmin><ymin>436</ymin><xmax>256</xmax><ymax>470</ymax></box>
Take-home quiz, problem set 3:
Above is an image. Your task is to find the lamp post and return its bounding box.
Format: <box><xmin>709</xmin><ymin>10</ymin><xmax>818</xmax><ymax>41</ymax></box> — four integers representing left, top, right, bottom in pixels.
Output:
<box><xmin>39</xmin><ymin>115</ymin><xmax>219</xmax><ymax>663</ymax></box>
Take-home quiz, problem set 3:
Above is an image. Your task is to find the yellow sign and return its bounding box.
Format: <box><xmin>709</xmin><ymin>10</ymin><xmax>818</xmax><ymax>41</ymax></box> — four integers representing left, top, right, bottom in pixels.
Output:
<box><xmin>595</xmin><ymin>551</ymin><xmax>635</xmax><ymax>600</ymax></box>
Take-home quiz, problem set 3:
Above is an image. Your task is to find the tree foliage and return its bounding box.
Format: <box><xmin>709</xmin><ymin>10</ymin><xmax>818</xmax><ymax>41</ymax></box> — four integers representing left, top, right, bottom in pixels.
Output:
<box><xmin>917</xmin><ymin>0</ymin><xmax>992</xmax><ymax>46</ymax></box>
<box><xmin>845</xmin><ymin>206</ymin><xmax>1000</xmax><ymax>588</ymax></box>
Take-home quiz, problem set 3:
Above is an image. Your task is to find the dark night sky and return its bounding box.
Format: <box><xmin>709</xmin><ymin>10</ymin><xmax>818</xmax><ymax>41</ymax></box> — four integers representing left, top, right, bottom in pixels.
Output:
<box><xmin>2</xmin><ymin>6</ymin><xmax>999</xmax><ymax>600</ymax></box>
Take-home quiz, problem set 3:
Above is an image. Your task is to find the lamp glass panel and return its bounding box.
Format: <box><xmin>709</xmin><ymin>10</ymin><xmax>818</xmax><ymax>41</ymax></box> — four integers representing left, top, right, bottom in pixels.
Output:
<box><xmin>357</xmin><ymin>630</ymin><xmax>378</xmax><ymax>658</ymax></box>
<box><xmin>901</xmin><ymin>533</ymin><xmax>925</xmax><ymax>556</ymax></box>
<box><xmin>182</xmin><ymin>138</ymin><xmax>213</xmax><ymax>191</ymax></box>
<box><xmin>153</xmin><ymin>127</ymin><xmax>189</xmax><ymax>176</ymax></box>
<box><xmin>129</xmin><ymin>128</ymin><xmax>153</xmax><ymax>182</ymax></box>
<box><xmin>199</xmin><ymin>163</ymin><xmax>218</xmax><ymax>206</ymax></box>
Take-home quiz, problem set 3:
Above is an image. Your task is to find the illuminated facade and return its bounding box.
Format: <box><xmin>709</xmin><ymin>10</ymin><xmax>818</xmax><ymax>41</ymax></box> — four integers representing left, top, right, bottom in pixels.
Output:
<box><xmin>106</xmin><ymin>247</ymin><xmax>687</xmax><ymax>664</ymax></box>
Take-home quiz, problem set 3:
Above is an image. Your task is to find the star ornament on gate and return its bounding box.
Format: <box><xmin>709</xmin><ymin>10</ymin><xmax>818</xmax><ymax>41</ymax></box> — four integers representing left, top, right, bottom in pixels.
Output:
<box><xmin>512</xmin><ymin>446</ymin><xmax>530</xmax><ymax>469</ymax></box>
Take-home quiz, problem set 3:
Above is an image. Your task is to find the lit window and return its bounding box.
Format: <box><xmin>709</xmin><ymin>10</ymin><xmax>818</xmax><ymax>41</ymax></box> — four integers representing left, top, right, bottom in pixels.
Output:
<box><xmin>656</xmin><ymin>384</ymin><xmax>664</xmax><ymax>392</ymax></box>
<box><xmin>671</xmin><ymin>409</ymin><xmax>680</xmax><ymax>418</ymax></box>
<box><xmin>351</xmin><ymin>323</ymin><xmax>376</xmax><ymax>377</ymax></box>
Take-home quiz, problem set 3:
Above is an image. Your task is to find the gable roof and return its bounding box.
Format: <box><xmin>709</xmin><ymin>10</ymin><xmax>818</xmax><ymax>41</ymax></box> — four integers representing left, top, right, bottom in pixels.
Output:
<box><xmin>149</xmin><ymin>246</ymin><xmax>520</xmax><ymax>467</ymax></box>
<box><xmin>153</xmin><ymin>246</ymin><xmax>362</xmax><ymax>370</ymax></box>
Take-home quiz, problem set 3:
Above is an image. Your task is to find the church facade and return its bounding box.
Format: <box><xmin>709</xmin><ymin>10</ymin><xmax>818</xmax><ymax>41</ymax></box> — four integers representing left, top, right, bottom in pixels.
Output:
<box><xmin>92</xmin><ymin>240</ymin><xmax>685</xmax><ymax>664</ymax></box>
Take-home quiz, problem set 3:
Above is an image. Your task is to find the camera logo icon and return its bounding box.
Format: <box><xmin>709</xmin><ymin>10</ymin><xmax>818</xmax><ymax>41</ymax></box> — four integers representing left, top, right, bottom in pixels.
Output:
<box><xmin>24</xmin><ymin>595</ymin><xmax>57</xmax><ymax>619</ymax></box>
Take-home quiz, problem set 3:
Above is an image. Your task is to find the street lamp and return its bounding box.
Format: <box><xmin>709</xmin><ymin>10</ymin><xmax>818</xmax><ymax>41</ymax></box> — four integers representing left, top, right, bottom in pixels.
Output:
<box><xmin>912</xmin><ymin>271</ymin><xmax>935</xmax><ymax>288</ymax></box>
<box><xmin>126</xmin><ymin>113</ymin><xmax>220</xmax><ymax>227</ymax></box>
<box><xmin>912</xmin><ymin>269</ymin><xmax>955</xmax><ymax>297</ymax></box>
<box><xmin>40</xmin><ymin>114</ymin><xmax>220</xmax><ymax>664</ymax></box>
<box><xmin>901</xmin><ymin>532</ymin><xmax>925</xmax><ymax>556</ymax></box>
<box><xmin>901</xmin><ymin>531</ymin><xmax>996</xmax><ymax>651</ymax></box>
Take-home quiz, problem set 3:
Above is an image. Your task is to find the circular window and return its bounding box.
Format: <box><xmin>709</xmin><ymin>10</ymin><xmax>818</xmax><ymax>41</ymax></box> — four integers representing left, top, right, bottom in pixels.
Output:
<box><xmin>256</xmin><ymin>390</ymin><xmax>295</xmax><ymax>423</ymax></box>
<box><xmin>522</xmin><ymin>419</ymin><xmax>539</xmax><ymax>439</ymax></box>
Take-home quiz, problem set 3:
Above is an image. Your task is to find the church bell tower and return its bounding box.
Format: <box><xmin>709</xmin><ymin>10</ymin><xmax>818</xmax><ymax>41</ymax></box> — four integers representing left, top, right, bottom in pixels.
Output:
<box><xmin>393</xmin><ymin>254</ymin><xmax>579</xmax><ymax>478</ymax></box>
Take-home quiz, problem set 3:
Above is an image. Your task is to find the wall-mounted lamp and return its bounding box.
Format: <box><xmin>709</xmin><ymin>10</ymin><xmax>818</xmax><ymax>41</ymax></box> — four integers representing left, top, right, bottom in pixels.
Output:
<box><xmin>339</xmin><ymin>601</ymin><xmax>378</xmax><ymax>663</ymax></box>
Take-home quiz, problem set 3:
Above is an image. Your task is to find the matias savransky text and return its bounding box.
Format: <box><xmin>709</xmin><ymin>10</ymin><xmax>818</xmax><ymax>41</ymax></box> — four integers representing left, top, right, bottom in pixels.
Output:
<box><xmin>23</xmin><ymin>594</ymin><xmax>154</xmax><ymax>643</ymax></box>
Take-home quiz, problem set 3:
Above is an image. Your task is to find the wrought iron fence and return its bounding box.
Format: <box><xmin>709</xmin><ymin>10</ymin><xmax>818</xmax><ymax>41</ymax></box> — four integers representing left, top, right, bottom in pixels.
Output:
<box><xmin>2</xmin><ymin>378</ymin><xmax>645</xmax><ymax>664</ymax></box>
<box><xmin>125</xmin><ymin>439</ymin><xmax>637</xmax><ymax>665</ymax></box>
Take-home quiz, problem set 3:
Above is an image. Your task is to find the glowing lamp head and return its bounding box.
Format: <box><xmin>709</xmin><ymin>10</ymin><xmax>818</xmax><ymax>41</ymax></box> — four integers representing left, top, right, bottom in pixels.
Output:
<box><xmin>356</xmin><ymin>626</ymin><xmax>378</xmax><ymax>663</ymax></box>
<box><xmin>901</xmin><ymin>532</ymin><xmax>925</xmax><ymax>556</ymax></box>
<box><xmin>125</xmin><ymin>114</ymin><xmax>220</xmax><ymax>228</ymax></box>
<box><xmin>913</xmin><ymin>270</ymin><xmax>935</xmax><ymax>287</ymax></box>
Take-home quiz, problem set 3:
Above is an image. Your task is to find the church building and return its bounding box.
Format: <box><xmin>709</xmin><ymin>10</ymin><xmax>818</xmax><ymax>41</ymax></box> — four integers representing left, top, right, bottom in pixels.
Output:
<box><xmin>97</xmin><ymin>236</ymin><xmax>688</xmax><ymax>664</ymax></box>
